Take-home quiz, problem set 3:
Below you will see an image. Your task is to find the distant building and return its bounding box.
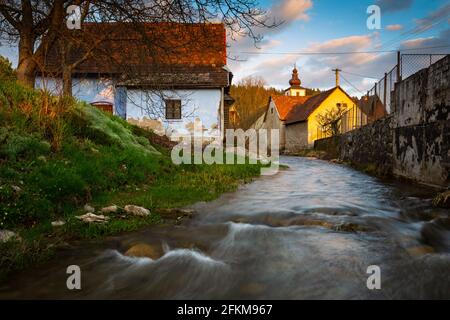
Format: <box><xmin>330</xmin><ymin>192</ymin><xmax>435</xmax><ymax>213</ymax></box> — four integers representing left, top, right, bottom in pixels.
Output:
<box><xmin>256</xmin><ymin>66</ymin><xmax>365</xmax><ymax>152</ymax></box>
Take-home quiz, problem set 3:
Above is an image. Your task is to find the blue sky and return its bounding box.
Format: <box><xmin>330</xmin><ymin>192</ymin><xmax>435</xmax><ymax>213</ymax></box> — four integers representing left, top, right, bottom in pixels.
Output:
<box><xmin>227</xmin><ymin>0</ymin><xmax>450</xmax><ymax>95</ymax></box>
<box><xmin>1</xmin><ymin>0</ymin><xmax>449</xmax><ymax>96</ymax></box>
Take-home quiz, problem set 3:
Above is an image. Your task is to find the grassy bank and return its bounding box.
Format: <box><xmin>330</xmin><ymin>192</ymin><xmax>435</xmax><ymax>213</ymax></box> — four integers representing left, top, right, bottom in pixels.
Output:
<box><xmin>0</xmin><ymin>59</ymin><xmax>261</xmax><ymax>281</ymax></box>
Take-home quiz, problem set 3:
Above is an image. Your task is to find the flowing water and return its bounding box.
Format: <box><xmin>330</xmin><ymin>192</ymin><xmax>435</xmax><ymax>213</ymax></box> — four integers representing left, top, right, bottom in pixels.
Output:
<box><xmin>1</xmin><ymin>157</ymin><xmax>450</xmax><ymax>299</ymax></box>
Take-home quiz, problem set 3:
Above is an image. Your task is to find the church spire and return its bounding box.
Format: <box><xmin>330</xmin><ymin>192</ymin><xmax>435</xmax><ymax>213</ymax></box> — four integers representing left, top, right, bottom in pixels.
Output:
<box><xmin>285</xmin><ymin>64</ymin><xmax>306</xmax><ymax>97</ymax></box>
<box><xmin>289</xmin><ymin>65</ymin><xmax>301</xmax><ymax>87</ymax></box>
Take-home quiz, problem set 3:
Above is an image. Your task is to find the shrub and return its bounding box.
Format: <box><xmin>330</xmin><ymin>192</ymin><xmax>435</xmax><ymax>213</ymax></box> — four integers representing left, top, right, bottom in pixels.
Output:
<box><xmin>0</xmin><ymin>129</ymin><xmax>51</xmax><ymax>161</ymax></box>
<box><xmin>0</xmin><ymin>56</ymin><xmax>15</xmax><ymax>81</ymax></box>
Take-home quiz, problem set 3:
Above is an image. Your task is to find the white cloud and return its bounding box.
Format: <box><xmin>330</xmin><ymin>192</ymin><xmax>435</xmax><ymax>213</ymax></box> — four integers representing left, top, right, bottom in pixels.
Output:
<box><xmin>269</xmin><ymin>0</ymin><xmax>313</xmax><ymax>23</ymax></box>
<box><xmin>385</xmin><ymin>24</ymin><xmax>403</xmax><ymax>31</ymax></box>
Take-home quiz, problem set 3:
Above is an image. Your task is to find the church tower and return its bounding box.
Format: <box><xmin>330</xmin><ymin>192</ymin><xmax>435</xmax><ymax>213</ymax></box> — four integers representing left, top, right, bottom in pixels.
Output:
<box><xmin>285</xmin><ymin>65</ymin><xmax>306</xmax><ymax>97</ymax></box>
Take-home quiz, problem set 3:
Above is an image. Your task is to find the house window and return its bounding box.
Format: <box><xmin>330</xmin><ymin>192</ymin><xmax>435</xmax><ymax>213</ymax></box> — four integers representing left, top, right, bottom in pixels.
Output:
<box><xmin>165</xmin><ymin>99</ymin><xmax>181</xmax><ymax>119</ymax></box>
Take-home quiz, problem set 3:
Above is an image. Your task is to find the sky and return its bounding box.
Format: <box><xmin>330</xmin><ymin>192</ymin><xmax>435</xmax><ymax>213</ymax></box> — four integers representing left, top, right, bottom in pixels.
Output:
<box><xmin>1</xmin><ymin>0</ymin><xmax>449</xmax><ymax>97</ymax></box>
<box><xmin>226</xmin><ymin>0</ymin><xmax>450</xmax><ymax>96</ymax></box>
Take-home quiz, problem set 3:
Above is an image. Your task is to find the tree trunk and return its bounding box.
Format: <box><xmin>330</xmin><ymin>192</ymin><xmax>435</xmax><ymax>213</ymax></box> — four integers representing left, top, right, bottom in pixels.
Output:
<box><xmin>62</xmin><ymin>68</ymin><xmax>73</xmax><ymax>97</ymax></box>
<box><xmin>16</xmin><ymin>32</ymin><xmax>36</xmax><ymax>88</ymax></box>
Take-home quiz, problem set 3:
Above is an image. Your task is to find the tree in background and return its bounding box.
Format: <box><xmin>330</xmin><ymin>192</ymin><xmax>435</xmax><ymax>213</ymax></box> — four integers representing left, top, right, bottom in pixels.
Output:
<box><xmin>316</xmin><ymin>103</ymin><xmax>347</xmax><ymax>137</ymax></box>
<box><xmin>230</xmin><ymin>76</ymin><xmax>322</xmax><ymax>130</ymax></box>
<box><xmin>230</xmin><ymin>76</ymin><xmax>282</xmax><ymax>130</ymax></box>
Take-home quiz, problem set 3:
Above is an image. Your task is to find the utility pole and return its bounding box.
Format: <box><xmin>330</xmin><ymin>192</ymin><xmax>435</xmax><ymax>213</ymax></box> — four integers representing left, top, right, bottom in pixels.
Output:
<box><xmin>332</xmin><ymin>68</ymin><xmax>341</xmax><ymax>87</ymax></box>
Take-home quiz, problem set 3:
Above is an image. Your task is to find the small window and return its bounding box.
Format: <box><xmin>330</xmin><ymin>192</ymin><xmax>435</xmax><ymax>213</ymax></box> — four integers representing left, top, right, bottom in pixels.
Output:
<box><xmin>271</xmin><ymin>108</ymin><xmax>274</xmax><ymax>114</ymax></box>
<box><xmin>165</xmin><ymin>99</ymin><xmax>181</xmax><ymax>119</ymax></box>
<box><xmin>336</xmin><ymin>103</ymin><xmax>341</xmax><ymax>108</ymax></box>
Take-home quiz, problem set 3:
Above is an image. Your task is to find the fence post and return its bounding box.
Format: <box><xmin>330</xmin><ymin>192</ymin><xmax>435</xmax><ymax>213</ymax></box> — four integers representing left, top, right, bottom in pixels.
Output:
<box><xmin>383</xmin><ymin>72</ymin><xmax>387</xmax><ymax>109</ymax></box>
<box><xmin>397</xmin><ymin>51</ymin><xmax>401</xmax><ymax>81</ymax></box>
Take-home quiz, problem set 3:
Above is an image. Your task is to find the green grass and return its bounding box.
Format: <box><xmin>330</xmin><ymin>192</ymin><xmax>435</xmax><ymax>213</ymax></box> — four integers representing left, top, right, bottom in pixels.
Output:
<box><xmin>0</xmin><ymin>64</ymin><xmax>262</xmax><ymax>281</ymax></box>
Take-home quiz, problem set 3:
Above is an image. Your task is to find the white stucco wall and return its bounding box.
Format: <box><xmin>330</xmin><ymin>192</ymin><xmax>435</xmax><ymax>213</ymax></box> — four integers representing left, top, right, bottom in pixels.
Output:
<box><xmin>36</xmin><ymin>77</ymin><xmax>223</xmax><ymax>138</ymax></box>
<box><xmin>36</xmin><ymin>77</ymin><xmax>115</xmax><ymax>104</ymax></box>
<box><xmin>126</xmin><ymin>89</ymin><xmax>222</xmax><ymax>139</ymax></box>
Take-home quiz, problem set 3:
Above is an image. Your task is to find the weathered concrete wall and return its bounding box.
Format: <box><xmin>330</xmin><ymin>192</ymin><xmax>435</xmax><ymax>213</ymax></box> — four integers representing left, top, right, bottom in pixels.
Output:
<box><xmin>339</xmin><ymin>116</ymin><xmax>393</xmax><ymax>176</ymax></box>
<box><xmin>314</xmin><ymin>55</ymin><xmax>449</xmax><ymax>187</ymax></box>
<box><xmin>285</xmin><ymin>121</ymin><xmax>308</xmax><ymax>153</ymax></box>
<box><xmin>391</xmin><ymin>55</ymin><xmax>450</xmax><ymax>187</ymax></box>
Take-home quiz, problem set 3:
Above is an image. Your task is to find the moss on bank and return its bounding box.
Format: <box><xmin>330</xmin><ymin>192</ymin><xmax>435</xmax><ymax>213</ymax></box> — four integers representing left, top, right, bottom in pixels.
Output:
<box><xmin>0</xmin><ymin>71</ymin><xmax>261</xmax><ymax>281</ymax></box>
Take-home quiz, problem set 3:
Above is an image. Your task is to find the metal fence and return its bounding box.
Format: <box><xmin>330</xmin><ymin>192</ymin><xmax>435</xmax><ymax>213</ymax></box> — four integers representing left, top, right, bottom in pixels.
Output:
<box><xmin>400</xmin><ymin>53</ymin><xmax>447</xmax><ymax>79</ymax></box>
<box><xmin>322</xmin><ymin>52</ymin><xmax>448</xmax><ymax>138</ymax></box>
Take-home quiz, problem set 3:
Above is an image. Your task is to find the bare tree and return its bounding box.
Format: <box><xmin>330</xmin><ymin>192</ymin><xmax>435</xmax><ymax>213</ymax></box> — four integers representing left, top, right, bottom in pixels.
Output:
<box><xmin>316</xmin><ymin>103</ymin><xmax>347</xmax><ymax>136</ymax></box>
<box><xmin>1</xmin><ymin>0</ymin><xmax>277</xmax><ymax>92</ymax></box>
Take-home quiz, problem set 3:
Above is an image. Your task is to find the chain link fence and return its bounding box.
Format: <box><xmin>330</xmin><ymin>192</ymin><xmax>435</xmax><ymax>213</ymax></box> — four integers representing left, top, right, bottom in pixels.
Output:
<box><xmin>328</xmin><ymin>52</ymin><xmax>448</xmax><ymax>137</ymax></box>
<box><xmin>400</xmin><ymin>53</ymin><xmax>447</xmax><ymax>79</ymax></box>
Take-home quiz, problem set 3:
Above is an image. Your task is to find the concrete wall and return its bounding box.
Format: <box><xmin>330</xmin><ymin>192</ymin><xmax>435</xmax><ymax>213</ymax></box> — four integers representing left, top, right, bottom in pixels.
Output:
<box><xmin>264</xmin><ymin>99</ymin><xmax>286</xmax><ymax>150</ymax></box>
<box><xmin>285</xmin><ymin>121</ymin><xmax>308</xmax><ymax>153</ymax></box>
<box><xmin>314</xmin><ymin>55</ymin><xmax>449</xmax><ymax>188</ymax></box>
<box><xmin>340</xmin><ymin>116</ymin><xmax>393</xmax><ymax>176</ymax></box>
<box><xmin>391</xmin><ymin>55</ymin><xmax>450</xmax><ymax>187</ymax></box>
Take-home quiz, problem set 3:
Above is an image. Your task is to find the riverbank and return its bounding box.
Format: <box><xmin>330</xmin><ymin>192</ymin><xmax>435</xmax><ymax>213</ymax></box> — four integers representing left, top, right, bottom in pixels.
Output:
<box><xmin>0</xmin><ymin>71</ymin><xmax>262</xmax><ymax>282</ymax></box>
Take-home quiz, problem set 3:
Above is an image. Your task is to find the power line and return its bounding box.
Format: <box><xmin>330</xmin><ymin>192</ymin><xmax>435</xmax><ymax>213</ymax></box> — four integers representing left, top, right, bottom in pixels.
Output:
<box><xmin>340</xmin><ymin>74</ymin><xmax>366</xmax><ymax>95</ymax></box>
<box><xmin>340</xmin><ymin>70</ymin><xmax>379</xmax><ymax>80</ymax></box>
<box><xmin>229</xmin><ymin>44</ymin><xmax>450</xmax><ymax>56</ymax></box>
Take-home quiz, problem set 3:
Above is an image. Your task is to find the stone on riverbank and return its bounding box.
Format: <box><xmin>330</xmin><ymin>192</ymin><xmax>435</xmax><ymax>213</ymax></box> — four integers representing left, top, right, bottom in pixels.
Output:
<box><xmin>0</xmin><ymin>230</ymin><xmax>21</xmax><ymax>243</ymax></box>
<box><xmin>124</xmin><ymin>205</ymin><xmax>150</xmax><ymax>216</ymax></box>
<box><xmin>76</xmin><ymin>213</ymin><xmax>109</xmax><ymax>223</ymax></box>
<box><xmin>84</xmin><ymin>204</ymin><xmax>95</xmax><ymax>212</ymax></box>
<box><xmin>124</xmin><ymin>243</ymin><xmax>163</xmax><ymax>260</ymax></box>
<box><xmin>51</xmin><ymin>220</ymin><xmax>66</xmax><ymax>227</ymax></box>
<box><xmin>101</xmin><ymin>205</ymin><xmax>119</xmax><ymax>214</ymax></box>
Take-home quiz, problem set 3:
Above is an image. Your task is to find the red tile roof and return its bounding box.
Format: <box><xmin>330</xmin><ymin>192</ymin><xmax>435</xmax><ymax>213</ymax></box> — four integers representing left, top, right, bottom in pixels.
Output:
<box><xmin>40</xmin><ymin>22</ymin><xmax>228</xmax><ymax>87</ymax></box>
<box><xmin>285</xmin><ymin>88</ymin><xmax>336</xmax><ymax>124</ymax></box>
<box><xmin>271</xmin><ymin>95</ymin><xmax>310</xmax><ymax>121</ymax></box>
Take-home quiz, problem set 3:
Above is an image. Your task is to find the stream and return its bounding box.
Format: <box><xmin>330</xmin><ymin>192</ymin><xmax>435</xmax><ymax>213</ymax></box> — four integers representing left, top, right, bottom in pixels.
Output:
<box><xmin>1</xmin><ymin>156</ymin><xmax>449</xmax><ymax>299</ymax></box>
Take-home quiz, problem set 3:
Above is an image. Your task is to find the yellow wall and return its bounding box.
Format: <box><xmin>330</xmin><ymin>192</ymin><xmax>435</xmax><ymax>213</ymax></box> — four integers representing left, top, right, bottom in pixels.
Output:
<box><xmin>307</xmin><ymin>87</ymin><xmax>358</xmax><ymax>145</ymax></box>
<box><xmin>286</xmin><ymin>88</ymin><xmax>306</xmax><ymax>97</ymax></box>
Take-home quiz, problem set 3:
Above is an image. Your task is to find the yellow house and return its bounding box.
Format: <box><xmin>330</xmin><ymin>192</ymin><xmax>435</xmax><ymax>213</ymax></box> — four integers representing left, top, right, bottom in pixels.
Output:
<box><xmin>259</xmin><ymin>66</ymin><xmax>362</xmax><ymax>152</ymax></box>
<box><xmin>284</xmin><ymin>86</ymin><xmax>357</xmax><ymax>152</ymax></box>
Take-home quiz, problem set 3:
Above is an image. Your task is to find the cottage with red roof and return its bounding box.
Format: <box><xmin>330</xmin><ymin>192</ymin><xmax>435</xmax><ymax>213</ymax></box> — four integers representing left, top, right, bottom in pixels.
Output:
<box><xmin>36</xmin><ymin>22</ymin><xmax>233</xmax><ymax>140</ymax></box>
<box><xmin>261</xmin><ymin>67</ymin><xmax>363</xmax><ymax>152</ymax></box>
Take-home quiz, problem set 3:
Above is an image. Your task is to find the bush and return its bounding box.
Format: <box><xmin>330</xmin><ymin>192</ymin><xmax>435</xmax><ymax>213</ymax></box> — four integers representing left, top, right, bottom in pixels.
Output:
<box><xmin>0</xmin><ymin>128</ymin><xmax>51</xmax><ymax>161</ymax></box>
<box><xmin>0</xmin><ymin>56</ymin><xmax>15</xmax><ymax>81</ymax></box>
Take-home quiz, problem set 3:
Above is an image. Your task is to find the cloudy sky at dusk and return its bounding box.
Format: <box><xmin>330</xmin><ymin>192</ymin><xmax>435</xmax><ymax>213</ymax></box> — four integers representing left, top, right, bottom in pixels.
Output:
<box><xmin>227</xmin><ymin>0</ymin><xmax>450</xmax><ymax>96</ymax></box>
<box><xmin>0</xmin><ymin>0</ymin><xmax>449</xmax><ymax>97</ymax></box>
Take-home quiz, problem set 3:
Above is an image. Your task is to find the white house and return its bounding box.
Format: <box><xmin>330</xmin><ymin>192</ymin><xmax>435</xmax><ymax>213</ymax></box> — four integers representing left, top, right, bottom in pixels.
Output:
<box><xmin>36</xmin><ymin>22</ymin><xmax>233</xmax><ymax>140</ymax></box>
